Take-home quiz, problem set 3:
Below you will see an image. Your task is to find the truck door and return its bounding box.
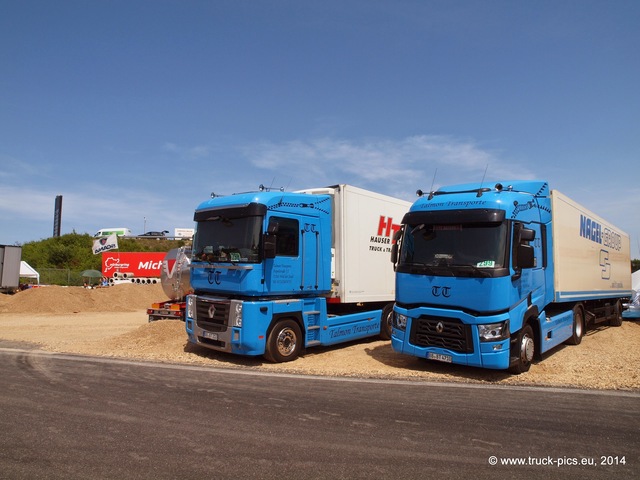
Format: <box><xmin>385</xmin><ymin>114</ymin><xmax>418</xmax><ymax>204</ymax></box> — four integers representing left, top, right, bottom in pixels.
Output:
<box><xmin>264</xmin><ymin>216</ymin><xmax>302</xmax><ymax>295</ymax></box>
<box><xmin>265</xmin><ymin>215</ymin><xmax>322</xmax><ymax>294</ymax></box>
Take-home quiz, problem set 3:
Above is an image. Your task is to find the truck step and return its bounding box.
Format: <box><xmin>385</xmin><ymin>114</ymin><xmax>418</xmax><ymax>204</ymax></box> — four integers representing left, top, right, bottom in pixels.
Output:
<box><xmin>307</xmin><ymin>325</ymin><xmax>321</xmax><ymax>331</ymax></box>
<box><xmin>306</xmin><ymin>340</ymin><xmax>321</xmax><ymax>347</ymax></box>
<box><xmin>304</xmin><ymin>310</ymin><xmax>321</xmax><ymax>315</ymax></box>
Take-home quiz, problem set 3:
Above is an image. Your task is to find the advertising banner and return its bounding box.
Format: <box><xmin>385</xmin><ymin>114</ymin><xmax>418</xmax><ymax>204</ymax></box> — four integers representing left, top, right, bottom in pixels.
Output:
<box><xmin>174</xmin><ymin>228</ymin><xmax>195</xmax><ymax>238</ymax></box>
<box><xmin>92</xmin><ymin>234</ymin><xmax>118</xmax><ymax>255</ymax></box>
<box><xmin>102</xmin><ymin>252</ymin><xmax>166</xmax><ymax>278</ymax></box>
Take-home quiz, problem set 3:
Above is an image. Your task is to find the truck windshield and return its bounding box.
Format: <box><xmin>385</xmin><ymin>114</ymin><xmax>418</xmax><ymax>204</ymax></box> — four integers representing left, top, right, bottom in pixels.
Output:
<box><xmin>399</xmin><ymin>221</ymin><xmax>508</xmax><ymax>277</ymax></box>
<box><xmin>193</xmin><ymin>215</ymin><xmax>262</xmax><ymax>263</ymax></box>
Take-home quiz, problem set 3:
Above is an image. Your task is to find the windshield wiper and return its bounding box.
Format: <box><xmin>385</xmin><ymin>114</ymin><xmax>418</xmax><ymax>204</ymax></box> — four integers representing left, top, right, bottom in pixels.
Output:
<box><xmin>402</xmin><ymin>262</ymin><xmax>492</xmax><ymax>278</ymax></box>
<box><xmin>405</xmin><ymin>264</ymin><xmax>454</xmax><ymax>276</ymax></box>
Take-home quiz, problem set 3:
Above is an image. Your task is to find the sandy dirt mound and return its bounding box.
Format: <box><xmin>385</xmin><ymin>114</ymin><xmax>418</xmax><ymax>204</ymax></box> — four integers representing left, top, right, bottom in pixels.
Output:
<box><xmin>1</xmin><ymin>284</ymin><xmax>639</xmax><ymax>390</ymax></box>
<box><xmin>0</xmin><ymin>283</ymin><xmax>163</xmax><ymax>314</ymax></box>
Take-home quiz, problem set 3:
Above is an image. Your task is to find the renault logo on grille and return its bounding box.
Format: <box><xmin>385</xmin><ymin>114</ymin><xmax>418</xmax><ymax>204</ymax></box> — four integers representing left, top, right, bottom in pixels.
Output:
<box><xmin>208</xmin><ymin>304</ymin><xmax>216</xmax><ymax>318</ymax></box>
<box><xmin>436</xmin><ymin>322</ymin><xmax>445</xmax><ymax>334</ymax></box>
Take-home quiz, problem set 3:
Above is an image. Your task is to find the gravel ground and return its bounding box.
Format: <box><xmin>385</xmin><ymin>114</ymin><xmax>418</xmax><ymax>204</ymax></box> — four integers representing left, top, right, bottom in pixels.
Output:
<box><xmin>1</xmin><ymin>283</ymin><xmax>638</xmax><ymax>390</ymax></box>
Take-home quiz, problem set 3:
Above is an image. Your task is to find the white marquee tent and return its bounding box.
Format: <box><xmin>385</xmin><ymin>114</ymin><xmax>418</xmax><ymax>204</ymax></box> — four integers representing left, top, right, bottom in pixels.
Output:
<box><xmin>20</xmin><ymin>261</ymin><xmax>39</xmax><ymax>284</ymax></box>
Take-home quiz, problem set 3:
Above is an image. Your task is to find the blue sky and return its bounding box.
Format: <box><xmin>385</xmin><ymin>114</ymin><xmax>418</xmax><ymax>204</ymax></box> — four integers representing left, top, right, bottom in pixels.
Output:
<box><xmin>1</xmin><ymin>0</ymin><xmax>638</xmax><ymax>257</ymax></box>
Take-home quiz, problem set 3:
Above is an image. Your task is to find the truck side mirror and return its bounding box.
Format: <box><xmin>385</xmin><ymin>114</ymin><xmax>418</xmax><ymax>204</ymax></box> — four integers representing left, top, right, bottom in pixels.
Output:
<box><xmin>263</xmin><ymin>234</ymin><xmax>277</xmax><ymax>259</ymax></box>
<box><xmin>517</xmin><ymin>244</ymin><xmax>535</xmax><ymax>269</ymax></box>
<box><xmin>519</xmin><ymin>227</ymin><xmax>535</xmax><ymax>242</ymax></box>
<box><xmin>518</xmin><ymin>227</ymin><xmax>535</xmax><ymax>269</ymax></box>
<box><xmin>512</xmin><ymin>224</ymin><xmax>536</xmax><ymax>279</ymax></box>
<box><xmin>390</xmin><ymin>228</ymin><xmax>403</xmax><ymax>265</ymax></box>
<box><xmin>390</xmin><ymin>244</ymin><xmax>398</xmax><ymax>264</ymax></box>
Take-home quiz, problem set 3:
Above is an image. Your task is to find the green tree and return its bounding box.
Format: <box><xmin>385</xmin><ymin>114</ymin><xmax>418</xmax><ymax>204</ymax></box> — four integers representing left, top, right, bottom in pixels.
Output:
<box><xmin>20</xmin><ymin>233</ymin><xmax>189</xmax><ymax>284</ymax></box>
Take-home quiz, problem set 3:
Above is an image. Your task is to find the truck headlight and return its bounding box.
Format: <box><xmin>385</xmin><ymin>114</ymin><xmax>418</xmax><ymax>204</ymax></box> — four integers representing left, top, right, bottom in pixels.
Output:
<box><xmin>393</xmin><ymin>312</ymin><xmax>408</xmax><ymax>331</ymax></box>
<box><xmin>230</xmin><ymin>300</ymin><xmax>243</xmax><ymax>327</ymax></box>
<box><xmin>478</xmin><ymin>321</ymin><xmax>509</xmax><ymax>342</ymax></box>
<box><xmin>186</xmin><ymin>295</ymin><xmax>195</xmax><ymax>320</ymax></box>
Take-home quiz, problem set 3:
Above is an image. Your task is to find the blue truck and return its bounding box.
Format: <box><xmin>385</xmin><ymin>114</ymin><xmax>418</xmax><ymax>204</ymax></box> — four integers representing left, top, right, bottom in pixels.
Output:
<box><xmin>185</xmin><ymin>184</ymin><xmax>411</xmax><ymax>362</ymax></box>
<box><xmin>390</xmin><ymin>180</ymin><xmax>632</xmax><ymax>373</ymax></box>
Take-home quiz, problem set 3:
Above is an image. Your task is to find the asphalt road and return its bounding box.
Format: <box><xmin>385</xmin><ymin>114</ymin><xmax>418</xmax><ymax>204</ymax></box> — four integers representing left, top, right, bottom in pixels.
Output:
<box><xmin>1</xmin><ymin>348</ymin><xmax>638</xmax><ymax>480</ymax></box>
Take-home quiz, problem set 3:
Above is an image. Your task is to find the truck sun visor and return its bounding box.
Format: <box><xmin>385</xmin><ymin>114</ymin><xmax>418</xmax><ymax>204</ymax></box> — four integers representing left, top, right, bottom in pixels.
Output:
<box><xmin>402</xmin><ymin>208</ymin><xmax>506</xmax><ymax>225</ymax></box>
<box><xmin>194</xmin><ymin>203</ymin><xmax>267</xmax><ymax>222</ymax></box>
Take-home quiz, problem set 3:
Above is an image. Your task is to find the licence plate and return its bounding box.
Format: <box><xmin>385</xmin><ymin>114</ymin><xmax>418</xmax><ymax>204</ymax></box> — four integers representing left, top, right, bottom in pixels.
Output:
<box><xmin>202</xmin><ymin>331</ymin><xmax>218</xmax><ymax>341</ymax></box>
<box><xmin>428</xmin><ymin>352</ymin><xmax>452</xmax><ymax>363</ymax></box>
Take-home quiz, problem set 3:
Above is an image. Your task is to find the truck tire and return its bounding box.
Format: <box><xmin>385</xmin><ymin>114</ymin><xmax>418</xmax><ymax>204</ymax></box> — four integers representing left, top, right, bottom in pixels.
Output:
<box><xmin>509</xmin><ymin>324</ymin><xmax>535</xmax><ymax>374</ymax></box>
<box><xmin>610</xmin><ymin>300</ymin><xmax>623</xmax><ymax>327</ymax></box>
<box><xmin>379</xmin><ymin>304</ymin><xmax>394</xmax><ymax>340</ymax></box>
<box><xmin>264</xmin><ymin>319</ymin><xmax>302</xmax><ymax>363</ymax></box>
<box><xmin>565</xmin><ymin>304</ymin><xmax>584</xmax><ymax>345</ymax></box>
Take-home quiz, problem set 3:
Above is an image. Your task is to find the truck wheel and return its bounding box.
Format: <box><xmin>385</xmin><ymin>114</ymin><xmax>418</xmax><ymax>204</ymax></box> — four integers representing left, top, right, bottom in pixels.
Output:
<box><xmin>379</xmin><ymin>304</ymin><xmax>394</xmax><ymax>340</ymax></box>
<box><xmin>610</xmin><ymin>300</ymin><xmax>623</xmax><ymax>327</ymax></box>
<box><xmin>566</xmin><ymin>305</ymin><xmax>584</xmax><ymax>345</ymax></box>
<box><xmin>264</xmin><ymin>319</ymin><xmax>302</xmax><ymax>363</ymax></box>
<box><xmin>509</xmin><ymin>324</ymin><xmax>535</xmax><ymax>374</ymax></box>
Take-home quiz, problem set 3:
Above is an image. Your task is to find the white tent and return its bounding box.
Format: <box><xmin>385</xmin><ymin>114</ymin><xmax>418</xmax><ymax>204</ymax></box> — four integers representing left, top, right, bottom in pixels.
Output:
<box><xmin>633</xmin><ymin>270</ymin><xmax>640</xmax><ymax>291</ymax></box>
<box><xmin>20</xmin><ymin>261</ymin><xmax>39</xmax><ymax>284</ymax></box>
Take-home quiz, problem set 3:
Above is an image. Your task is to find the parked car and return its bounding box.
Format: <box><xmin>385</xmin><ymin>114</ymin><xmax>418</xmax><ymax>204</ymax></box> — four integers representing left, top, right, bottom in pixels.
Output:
<box><xmin>139</xmin><ymin>230</ymin><xmax>169</xmax><ymax>237</ymax></box>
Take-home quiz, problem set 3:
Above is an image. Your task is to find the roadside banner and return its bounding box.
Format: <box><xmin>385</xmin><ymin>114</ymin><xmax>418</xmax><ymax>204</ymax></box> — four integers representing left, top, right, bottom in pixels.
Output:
<box><xmin>92</xmin><ymin>233</ymin><xmax>119</xmax><ymax>255</ymax></box>
<box><xmin>102</xmin><ymin>251</ymin><xmax>165</xmax><ymax>277</ymax></box>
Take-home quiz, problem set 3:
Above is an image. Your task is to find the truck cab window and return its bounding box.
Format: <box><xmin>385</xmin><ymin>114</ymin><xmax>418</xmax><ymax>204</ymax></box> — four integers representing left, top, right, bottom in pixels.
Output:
<box><xmin>268</xmin><ymin>217</ymin><xmax>299</xmax><ymax>257</ymax></box>
<box><xmin>403</xmin><ymin>223</ymin><xmax>507</xmax><ymax>266</ymax></box>
<box><xmin>399</xmin><ymin>221</ymin><xmax>508</xmax><ymax>277</ymax></box>
<box><xmin>193</xmin><ymin>215</ymin><xmax>262</xmax><ymax>263</ymax></box>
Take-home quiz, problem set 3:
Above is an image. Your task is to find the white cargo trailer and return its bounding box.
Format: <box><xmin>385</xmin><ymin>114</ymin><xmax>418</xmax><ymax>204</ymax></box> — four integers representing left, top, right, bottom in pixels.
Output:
<box><xmin>551</xmin><ymin>190</ymin><xmax>631</xmax><ymax>301</ymax></box>
<box><xmin>298</xmin><ymin>185</ymin><xmax>410</xmax><ymax>304</ymax></box>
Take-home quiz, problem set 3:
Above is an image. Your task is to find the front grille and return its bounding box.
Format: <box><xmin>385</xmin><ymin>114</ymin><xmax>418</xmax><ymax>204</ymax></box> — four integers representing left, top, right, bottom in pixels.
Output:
<box><xmin>195</xmin><ymin>298</ymin><xmax>230</xmax><ymax>331</ymax></box>
<box><xmin>410</xmin><ymin>316</ymin><xmax>473</xmax><ymax>353</ymax></box>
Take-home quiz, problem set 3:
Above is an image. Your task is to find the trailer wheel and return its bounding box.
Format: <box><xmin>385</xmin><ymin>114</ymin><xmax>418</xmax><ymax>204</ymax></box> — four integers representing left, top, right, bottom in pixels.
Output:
<box><xmin>566</xmin><ymin>305</ymin><xmax>584</xmax><ymax>345</ymax></box>
<box><xmin>264</xmin><ymin>319</ymin><xmax>302</xmax><ymax>363</ymax></box>
<box><xmin>610</xmin><ymin>300</ymin><xmax>623</xmax><ymax>327</ymax></box>
<box><xmin>509</xmin><ymin>324</ymin><xmax>535</xmax><ymax>374</ymax></box>
<box><xmin>379</xmin><ymin>304</ymin><xmax>394</xmax><ymax>340</ymax></box>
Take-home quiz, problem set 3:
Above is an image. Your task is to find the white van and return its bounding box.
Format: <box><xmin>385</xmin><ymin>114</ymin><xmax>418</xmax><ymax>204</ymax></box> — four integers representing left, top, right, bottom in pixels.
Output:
<box><xmin>93</xmin><ymin>228</ymin><xmax>133</xmax><ymax>237</ymax></box>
